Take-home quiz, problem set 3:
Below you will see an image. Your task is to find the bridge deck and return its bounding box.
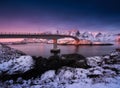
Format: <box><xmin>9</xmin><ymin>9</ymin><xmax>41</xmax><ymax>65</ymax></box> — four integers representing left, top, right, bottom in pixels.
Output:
<box><xmin>0</xmin><ymin>34</ymin><xmax>79</xmax><ymax>41</ymax></box>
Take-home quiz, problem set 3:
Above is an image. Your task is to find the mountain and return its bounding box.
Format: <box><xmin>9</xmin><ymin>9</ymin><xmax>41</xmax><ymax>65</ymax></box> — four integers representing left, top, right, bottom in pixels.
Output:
<box><xmin>80</xmin><ymin>32</ymin><xmax>95</xmax><ymax>41</ymax></box>
<box><xmin>4</xmin><ymin>31</ymin><xmax>117</xmax><ymax>44</ymax></box>
<box><xmin>54</xmin><ymin>30</ymin><xmax>117</xmax><ymax>42</ymax></box>
<box><xmin>94</xmin><ymin>32</ymin><xmax>116</xmax><ymax>42</ymax></box>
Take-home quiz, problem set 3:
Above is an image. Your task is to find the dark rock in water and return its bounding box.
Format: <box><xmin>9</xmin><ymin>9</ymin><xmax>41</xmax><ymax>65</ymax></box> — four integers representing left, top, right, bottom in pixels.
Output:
<box><xmin>116</xmin><ymin>48</ymin><xmax>120</xmax><ymax>52</ymax></box>
<box><xmin>47</xmin><ymin>55</ymin><xmax>62</xmax><ymax>70</ymax></box>
<box><xmin>105</xmin><ymin>55</ymin><xmax>120</xmax><ymax>64</ymax></box>
<box><xmin>61</xmin><ymin>53</ymin><xmax>89</xmax><ymax>68</ymax></box>
<box><xmin>34</xmin><ymin>56</ymin><xmax>47</xmax><ymax>70</ymax></box>
<box><xmin>62</xmin><ymin>53</ymin><xmax>85</xmax><ymax>60</ymax></box>
<box><xmin>33</xmin><ymin>56</ymin><xmax>48</xmax><ymax>74</ymax></box>
<box><xmin>0</xmin><ymin>53</ymin><xmax>89</xmax><ymax>81</ymax></box>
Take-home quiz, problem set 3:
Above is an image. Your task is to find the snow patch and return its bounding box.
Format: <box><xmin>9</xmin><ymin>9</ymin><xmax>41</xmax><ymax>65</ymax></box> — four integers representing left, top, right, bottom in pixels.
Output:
<box><xmin>0</xmin><ymin>55</ymin><xmax>34</xmax><ymax>75</ymax></box>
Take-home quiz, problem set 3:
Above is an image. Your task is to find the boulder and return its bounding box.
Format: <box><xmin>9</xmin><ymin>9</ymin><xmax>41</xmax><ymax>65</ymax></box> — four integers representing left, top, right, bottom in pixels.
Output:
<box><xmin>61</xmin><ymin>53</ymin><xmax>89</xmax><ymax>68</ymax></box>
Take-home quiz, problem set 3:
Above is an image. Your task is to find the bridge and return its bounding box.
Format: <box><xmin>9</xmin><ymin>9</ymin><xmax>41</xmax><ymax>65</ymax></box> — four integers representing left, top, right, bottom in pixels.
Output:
<box><xmin>0</xmin><ymin>33</ymin><xmax>79</xmax><ymax>55</ymax></box>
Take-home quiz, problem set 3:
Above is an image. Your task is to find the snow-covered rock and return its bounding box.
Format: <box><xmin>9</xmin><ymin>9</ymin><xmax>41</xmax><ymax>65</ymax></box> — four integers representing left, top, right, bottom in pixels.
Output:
<box><xmin>0</xmin><ymin>55</ymin><xmax>34</xmax><ymax>75</ymax></box>
<box><xmin>103</xmin><ymin>51</ymin><xmax>120</xmax><ymax>64</ymax></box>
<box><xmin>0</xmin><ymin>43</ymin><xmax>34</xmax><ymax>75</ymax></box>
<box><xmin>86</xmin><ymin>56</ymin><xmax>104</xmax><ymax>67</ymax></box>
<box><xmin>41</xmin><ymin>70</ymin><xmax>55</xmax><ymax>81</ymax></box>
<box><xmin>0</xmin><ymin>43</ymin><xmax>120</xmax><ymax>88</ymax></box>
<box><xmin>0</xmin><ymin>43</ymin><xmax>25</xmax><ymax>63</ymax></box>
<box><xmin>110</xmin><ymin>51</ymin><xmax>119</xmax><ymax>56</ymax></box>
<box><xmin>1</xmin><ymin>65</ymin><xmax>120</xmax><ymax>88</ymax></box>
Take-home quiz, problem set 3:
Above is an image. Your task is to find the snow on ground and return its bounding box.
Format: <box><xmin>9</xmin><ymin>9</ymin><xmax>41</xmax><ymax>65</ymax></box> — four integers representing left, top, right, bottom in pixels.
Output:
<box><xmin>0</xmin><ymin>52</ymin><xmax>120</xmax><ymax>88</ymax></box>
<box><xmin>0</xmin><ymin>43</ymin><xmax>120</xmax><ymax>88</ymax></box>
<box><xmin>86</xmin><ymin>56</ymin><xmax>103</xmax><ymax>67</ymax></box>
<box><xmin>0</xmin><ymin>43</ymin><xmax>25</xmax><ymax>63</ymax></box>
<box><xmin>1</xmin><ymin>65</ymin><xmax>120</xmax><ymax>88</ymax></box>
<box><xmin>0</xmin><ymin>43</ymin><xmax>34</xmax><ymax>75</ymax></box>
<box><xmin>0</xmin><ymin>55</ymin><xmax>34</xmax><ymax>75</ymax></box>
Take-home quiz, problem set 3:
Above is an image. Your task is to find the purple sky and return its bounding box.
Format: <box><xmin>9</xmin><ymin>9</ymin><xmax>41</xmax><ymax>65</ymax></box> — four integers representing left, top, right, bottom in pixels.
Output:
<box><xmin>0</xmin><ymin>0</ymin><xmax>120</xmax><ymax>33</ymax></box>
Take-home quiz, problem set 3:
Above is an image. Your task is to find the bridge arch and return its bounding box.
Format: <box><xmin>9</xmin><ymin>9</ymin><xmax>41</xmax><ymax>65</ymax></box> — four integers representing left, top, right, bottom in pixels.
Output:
<box><xmin>0</xmin><ymin>33</ymin><xmax>79</xmax><ymax>42</ymax></box>
<box><xmin>0</xmin><ymin>33</ymin><xmax>80</xmax><ymax>54</ymax></box>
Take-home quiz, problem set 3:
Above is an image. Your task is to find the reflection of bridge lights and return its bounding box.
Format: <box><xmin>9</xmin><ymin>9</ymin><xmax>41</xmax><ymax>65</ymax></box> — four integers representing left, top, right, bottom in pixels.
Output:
<box><xmin>116</xmin><ymin>34</ymin><xmax>120</xmax><ymax>42</ymax></box>
<box><xmin>0</xmin><ymin>38</ymin><xmax>23</xmax><ymax>42</ymax></box>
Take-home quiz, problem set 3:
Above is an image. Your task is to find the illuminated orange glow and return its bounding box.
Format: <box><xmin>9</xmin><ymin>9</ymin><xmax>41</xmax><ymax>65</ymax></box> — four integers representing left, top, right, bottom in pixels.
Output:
<box><xmin>116</xmin><ymin>36</ymin><xmax>120</xmax><ymax>42</ymax></box>
<box><xmin>0</xmin><ymin>38</ymin><xmax>23</xmax><ymax>42</ymax></box>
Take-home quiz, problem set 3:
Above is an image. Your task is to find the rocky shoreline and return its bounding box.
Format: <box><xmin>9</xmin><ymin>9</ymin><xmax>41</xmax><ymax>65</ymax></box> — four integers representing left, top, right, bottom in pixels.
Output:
<box><xmin>0</xmin><ymin>44</ymin><xmax>120</xmax><ymax>88</ymax></box>
<box><xmin>0</xmin><ymin>54</ymin><xmax>90</xmax><ymax>81</ymax></box>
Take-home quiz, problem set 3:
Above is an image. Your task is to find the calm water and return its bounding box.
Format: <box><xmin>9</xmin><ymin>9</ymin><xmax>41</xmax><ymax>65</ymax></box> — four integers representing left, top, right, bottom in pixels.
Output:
<box><xmin>8</xmin><ymin>43</ymin><xmax>120</xmax><ymax>57</ymax></box>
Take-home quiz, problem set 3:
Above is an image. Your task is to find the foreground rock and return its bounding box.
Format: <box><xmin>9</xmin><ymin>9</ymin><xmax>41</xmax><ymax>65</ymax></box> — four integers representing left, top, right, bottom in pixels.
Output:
<box><xmin>1</xmin><ymin>65</ymin><xmax>120</xmax><ymax>88</ymax></box>
<box><xmin>0</xmin><ymin>56</ymin><xmax>34</xmax><ymax>75</ymax></box>
<box><xmin>0</xmin><ymin>44</ymin><xmax>89</xmax><ymax>81</ymax></box>
<box><xmin>0</xmin><ymin>43</ymin><xmax>35</xmax><ymax>76</ymax></box>
<box><xmin>0</xmin><ymin>43</ymin><xmax>25</xmax><ymax>63</ymax></box>
<box><xmin>61</xmin><ymin>53</ymin><xmax>89</xmax><ymax>68</ymax></box>
<box><xmin>0</xmin><ymin>45</ymin><xmax>89</xmax><ymax>81</ymax></box>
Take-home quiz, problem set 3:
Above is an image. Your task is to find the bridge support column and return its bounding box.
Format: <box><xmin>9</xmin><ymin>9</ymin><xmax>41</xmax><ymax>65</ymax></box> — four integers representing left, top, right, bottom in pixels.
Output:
<box><xmin>50</xmin><ymin>39</ymin><xmax>60</xmax><ymax>55</ymax></box>
<box><xmin>75</xmin><ymin>40</ymin><xmax>79</xmax><ymax>45</ymax></box>
<box><xmin>53</xmin><ymin>39</ymin><xmax>57</xmax><ymax>49</ymax></box>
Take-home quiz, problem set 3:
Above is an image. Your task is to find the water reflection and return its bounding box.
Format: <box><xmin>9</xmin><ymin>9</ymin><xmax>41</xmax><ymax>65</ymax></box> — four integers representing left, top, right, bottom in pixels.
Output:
<box><xmin>116</xmin><ymin>42</ymin><xmax>120</xmax><ymax>48</ymax></box>
<box><xmin>8</xmin><ymin>43</ymin><xmax>118</xmax><ymax>57</ymax></box>
<box><xmin>74</xmin><ymin>45</ymin><xmax>79</xmax><ymax>53</ymax></box>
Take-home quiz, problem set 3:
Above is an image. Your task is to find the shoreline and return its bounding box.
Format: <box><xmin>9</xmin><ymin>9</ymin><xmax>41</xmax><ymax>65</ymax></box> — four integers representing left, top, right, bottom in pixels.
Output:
<box><xmin>57</xmin><ymin>43</ymin><xmax>114</xmax><ymax>46</ymax></box>
<box><xmin>0</xmin><ymin>43</ymin><xmax>120</xmax><ymax>88</ymax></box>
<box><xmin>1</xmin><ymin>41</ymin><xmax>114</xmax><ymax>46</ymax></box>
<box><xmin>2</xmin><ymin>42</ymin><xmax>114</xmax><ymax>46</ymax></box>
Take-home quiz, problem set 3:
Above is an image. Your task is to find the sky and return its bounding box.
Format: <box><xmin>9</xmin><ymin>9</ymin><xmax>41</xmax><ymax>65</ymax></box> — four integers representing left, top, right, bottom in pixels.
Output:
<box><xmin>0</xmin><ymin>0</ymin><xmax>120</xmax><ymax>33</ymax></box>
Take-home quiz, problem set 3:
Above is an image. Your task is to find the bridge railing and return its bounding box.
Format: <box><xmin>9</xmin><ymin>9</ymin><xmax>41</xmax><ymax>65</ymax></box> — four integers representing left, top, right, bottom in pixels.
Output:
<box><xmin>0</xmin><ymin>32</ymin><xmax>43</xmax><ymax>35</ymax></box>
<box><xmin>0</xmin><ymin>32</ymin><xmax>69</xmax><ymax>35</ymax></box>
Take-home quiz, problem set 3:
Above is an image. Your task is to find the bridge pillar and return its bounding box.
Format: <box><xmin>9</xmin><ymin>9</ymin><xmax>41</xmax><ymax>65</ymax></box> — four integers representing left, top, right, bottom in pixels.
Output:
<box><xmin>50</xmin><ymin>39</ymin><xmax>60</xmax><ymax>55</ymax></box>
<box><xmin>75</xmin><ymin>40</ymin><xmax>79</xmax><ymax>45</ymax></box>
<box><xmin>53</xmin><ymin>39</ymin><xmax>57</xmax><ymax>49</ymax></box>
